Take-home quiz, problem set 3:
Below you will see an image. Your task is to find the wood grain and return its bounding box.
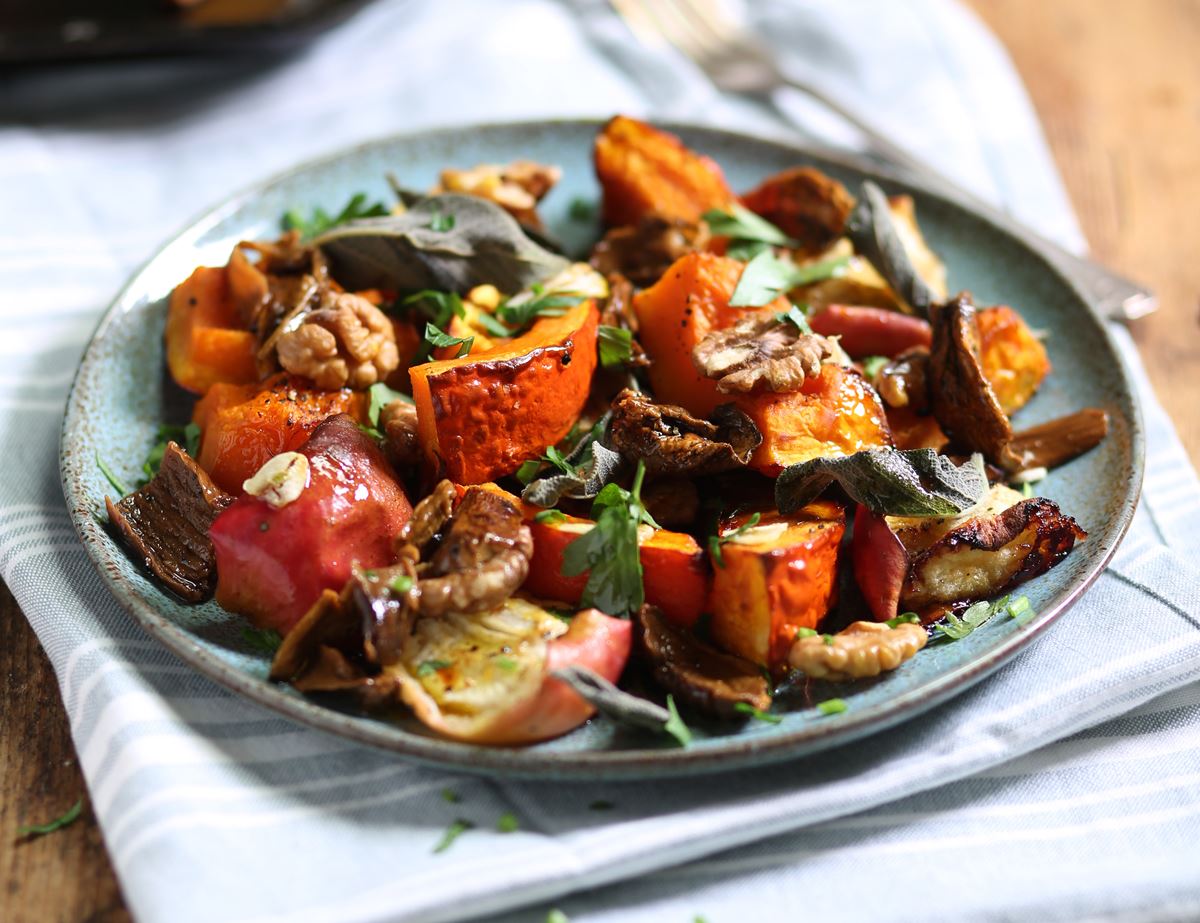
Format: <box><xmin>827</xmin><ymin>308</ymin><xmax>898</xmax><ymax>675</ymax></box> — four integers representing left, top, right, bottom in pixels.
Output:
<box><xmin>3</xmin><ymin>4</ymin><xmax>1198</xmax><ymax>920</ymax></box>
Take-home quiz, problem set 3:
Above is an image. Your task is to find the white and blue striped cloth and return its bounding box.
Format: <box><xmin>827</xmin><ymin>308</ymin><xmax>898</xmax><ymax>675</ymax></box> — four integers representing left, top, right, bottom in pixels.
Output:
<box><xmin>4</xmin><ymin>2</ymin><xmax>1199</xmax><ymax>921</ymax></box>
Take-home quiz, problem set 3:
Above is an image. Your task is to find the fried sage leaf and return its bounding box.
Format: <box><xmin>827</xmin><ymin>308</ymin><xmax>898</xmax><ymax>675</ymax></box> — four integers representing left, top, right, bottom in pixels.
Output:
<box><xmin>551</xmin><ymin>664</ymin><xmax>679</xmax><ymax>735</ymax></box>
<box><xmin>846</xmin><ymin>181</ymin><xmax>935</xmax><ymax>318</ymax></box>
<box><xmin>521</xmin><ymin>416</ymin><xmax>623</xmax><ymax>507</ymax></box>
<box><xmin>312</xmin><ymin>193</ymin><xmax>568</xmax><ymax>294</ymax></box>
<box><xmin>776</xmin><ymin>447</ymin><xmax>987</xmax><ymax>517</ymax></box>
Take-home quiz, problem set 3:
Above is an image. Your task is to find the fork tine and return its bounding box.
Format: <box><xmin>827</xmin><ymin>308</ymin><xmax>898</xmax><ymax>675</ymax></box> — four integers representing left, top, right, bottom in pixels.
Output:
<box><xmin>609</xmin><ymin>0</ymin><xmax>670</xmax><ymax>48</ymax></box>
<box><xmin>660</xmin><ymin>0</ymin><xmax>744</xmax><ymax>51</ymax></box>
<box><xmin>612</xmin><ymin>0</ymin><xmax>713</xmax><ymax>61</ymax></box>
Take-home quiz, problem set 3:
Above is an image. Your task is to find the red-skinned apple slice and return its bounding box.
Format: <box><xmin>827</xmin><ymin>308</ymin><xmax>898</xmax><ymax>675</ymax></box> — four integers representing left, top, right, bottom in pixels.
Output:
<box><xmin>852</xmin><ymin>505</ymin><xmax>909</xmax><ymax>622</ymax></box>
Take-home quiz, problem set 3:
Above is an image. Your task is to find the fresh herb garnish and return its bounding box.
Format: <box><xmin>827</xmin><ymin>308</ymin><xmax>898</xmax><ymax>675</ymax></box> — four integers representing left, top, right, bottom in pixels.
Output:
<box><xmin>795</xmin><ymin>627</ymin><xmax>818</xmax><ymax>639</ymax></box>
<box><xmin>534</xmin><ymin>509</ymin><xmax>568</xmax><ymax>525</ymax></box>
<box><xmin>421</xmin><ymin>321</ymin><xmax>474</xmax><ymax>360</ymax></box>
<box><xmin>822</xmin><ymin>634</ymin><xmax>835</xmax><ymax>646</ymax></box>
<box><xmin>568</xmin><ymin>198</ymin><xmax>596</xmax><ymax>222</ymax></box>
<box><xmin>589</xmin><ymin>800</ymin><xmax>614</xmax><ymax>811</ymax></box>
<box><xmin>552</xmin><ymin>665</ymin><xmax>682</xmax><ymax>740</ymax></box>
<box><xmin>861</xmin><ymin>355</ymin><xmax>890</xmax><ymax>379</ymax></box>
<box><xmin>441</xmin><ymin>788</ymin><xmax>460</xmax><ymax>804</ymax></box>
<box><xmin>496</xmin><ymin>284</ymin><xmax>584</xmax><ymax>332</ymax></box>
<box><xmin>935</xmin><ymin>594</ymin><xmax>1033</xmax><ymax>641</ymax></box>
<box><xmin>521</xmin><ymin>416</ymin><xmax>622</xmax><ymax>507</ymax></box>
<box><xmin>427</xmin><ymin>211</ymin><xmax>456</xmax><ymax>232</ymax></box>
<box><xmin>16</xmin><ymin>798</ymin><xmax>83</xmax><ymax>839</ymax></box>
<box><xmin>702</xmin><ymin>203</ymin><xmax>796</xmax><ymax>256</ymax></box>
<box><xmin>817</xmin><ymin>698</ymin><xmax>848</xmax><ymax>716</ymax></box>
<box><xmin>1007</xmin><ymin>595</ymin><xmax>1034</xmax><ymax>626</ymax></box>
<box><xmin>546</xmin><ymin>910</ymin><xmax>571</xmax><ymax>923</ymax></box>
<box><xmin>776</xmin><ymin>304</ymin><xmax>814</xmax><ymax>335</ymax></box>
<box><xmin>389</xmin><ymin>574</ymin><xmax>414</xmax><ymax>594</ymax></box>
<box><xmin>417</xmin><ymin>659</ymin><xmax>453</xmax><ymax>677</ymax></box>
<box><xmin>776</xmin><ymin>447</ymin><xmax>987</xmax><ymax>518</ymax></box>
<box><xmin>730</xmin><ymin>250</ymin><xmax>848</xmax><ymax>307</ymax></box>
<box><xmin>597</xmin><ymin>324</ymin><xmax>634</xmax><ymax>368</ymax></box>
<box><xmin>732</xmin><ymin>702</ymin><xmax>782</xmax><ymax>724</ymax></box>
<box><xmin>664</xmin><ymin>694</ymin><xmax>692</xmax><ymax>746</ymax></box>
<box><xmin>241</xmin><ymin>626</ymin><xmax>282</xmax><ymax>654</ymax></box>
<box><xmin>283</xmin><ymin>192</ymin><xmax>389</xmax><ymax>240</ymax></box>
<box><xmin>561</xmin><ymin>460</ymin><xmax>657</xmax><ymax>616</ymax></box>
<box><xmin>400</xmin><ymin>289</ymin><xmax>466</xmax><ymax>328</ymax></box>
<box><xmin>707</xmin><ymin>512</ymin><xmax>762</xmax><ymax>568</ymax></box>
<box><xmin>496</xmin><ymin>811</ymin><xmax>519</xmax><ymax>833</ymax></box>
<box><xmin>886</xmin><ymin>612</ymin><xmax>921</xmax><ymax>628</ymax></box>
<box><xmin>96</xmin><ymin>453</ymin><xmax>129</xmax><ymax>496</ymax></box>
<box><xmin>433</xmin><ymin>818</ymin><xmax>473</xmax><ymax>853</ymax></box>
<box><xmin>846</xmin><ymin>181</ymin><xmax>935</xmax><ymax>318</ymax></box>
<box><xmin>494</xmin><ymin>657</ymin><xmax>518</xmax><ymax>672</ymax></box>
<box><xmin>364</xmin><ymin>381</ymin><xmax>412</xmax><ymax>439</ymax></box>
<box><xmin>1022</xmin><ymin>481</ymin><xmax>1034</xmax><ymax>498</ymax></box>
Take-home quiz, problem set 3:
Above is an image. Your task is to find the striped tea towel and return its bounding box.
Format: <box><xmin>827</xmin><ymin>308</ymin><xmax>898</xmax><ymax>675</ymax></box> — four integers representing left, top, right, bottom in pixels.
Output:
<box><xmin>2</xmin><ymin>1</ymin><xmax>1198</xmax><ymax>921</ymax></box>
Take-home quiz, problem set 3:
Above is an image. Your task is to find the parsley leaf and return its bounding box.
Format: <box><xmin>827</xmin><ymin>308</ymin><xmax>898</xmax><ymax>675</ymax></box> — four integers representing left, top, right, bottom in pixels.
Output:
<box><xmin>496</xmin><ymin>285</ymin><xmax>584</xmax><ymax>332</ymax></box>
<box><xmin>96</xmin><ymin>453</ymin><xmax>129</xmax><ymax>496</ymax></box>
<box><xmin>547</xmin><ymin>910</ymin><xmax>571</xmax><ymax>923</ymax></box>
<box><xmin>433</xmin><ymin>818</ymin><xmax>473</xmax><ymax>853</ymax></box>
<box><xmin>707</xmin><ymin>512</ymin><xmax>762</xmax><ymax>568</ymax></box>
<box><xmin>365</xmin><ymin>381</ymin><xmax>412</xmax><ymax>437</ymax></box>
<box><xmin>389</xmin><ymin>574</ymin><xmax>414</xmax><ymax>594</ymax></box>
<box><xmin>597</xmin><ymin>324</ymin><xmax>633</xmax><ymax>368</ymax></box>
<box><xmin>885</xmin><ymin>612</ymin><xmax>922</xmax><ymax>628</ymax></box>
<box><xmin>441</xmin><ymin>788</ymin><xmax>460</xmax><ymax>803</ymax></box>
<box><xmin>664</xmin><ymin>694</ymin><xmax>692</xmax><ymax>746</ymax></box>
<box><xmin>138</xmin><ymin>423</ymin><xmax>191</xmax><ymax>484</ymax></box>
<box><xmin>732</xmin><ymin>702</ymin><xmax>782</xmax><ymax>724</ymax></box>
<box><xmin>861</xmin><ymin>355</ymin><xmax>890</xmax><ymax>379</ymax></box>
<box><xmin>241</xmin><ymin>626</ymin><xmax>282</xmax><ymax>654</ymax></box>
<box><xmin>561</xmin><ymin>461</ymin><xmax>657</xmax><ymax>616</ymax></box>
<box><xmin>417</xmin><ymin>659</ymin><xmax>453</xmax><ymax>677</ymax></box>
<box><xmin>776</xmin><ymin>304</ymin><xmax>814</xmax><ymax>335</ymax></box>
<box><xmin>817</xmin><ymin>698</ymin><xmax>848</xmax><ymax>716</ymax></box>
<box><xmin>421</xmin><ymin>322</ymin><xmax>473</xmax><ymax>360</ymax></box>
<box><xmin>400</xmin><ymin>289</ymin><xmax>466</xmax><ymax>328</ymax></box>
<box><xmin>1007</xmin><ymin>595</ymin><xmax>1035</xmax><ymax>627</ymax></box>
<box><xmin>702</xmin><ymin>203</ymin><xmax>796</xmax><ymax>249</ymax></box>
<box><xmin>496</xmin><ymin>811</ymin><xmax>519</xmax><ymax>833</ymax></box>
<box><xmin>534</xmin><ymin>509</ymin><xmax>567</xmax><ymax>525</ymax></box>
<box><xmin>730</xmin><ymin>251</ymin><xmax>849</xmax><ymax>307</ymax></box>
<box><xmin>283</xmin><ymin>192</ymin><xmax>389</xmax><ymax>240</ymax></box>
<box><xmin>16</xmin><ymin>798</ymin><xmax>83</xmax><ymax>839</ymax></box>
<box><xmin>934</xmin><ymin>595</ymin><xmax>1032</xmax><ymax>641</ymax></box>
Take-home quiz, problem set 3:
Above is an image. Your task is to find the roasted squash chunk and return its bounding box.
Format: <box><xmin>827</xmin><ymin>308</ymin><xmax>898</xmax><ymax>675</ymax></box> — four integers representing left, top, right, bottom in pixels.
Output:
<box><xmin>633</xmin><ymin>252</ymin><xmax>790</xmax><ymax>417</ymax></box>
<box><xmin>977</xmin><ymin>305</ymin><xmax>1050</xmax><ymax>415</ymax></box>
<box><xmin>165</xmin><ymin>265</ymin><xmax>258</xmax><ymax>394</ymax></box>
<box><xmin>594</xmin><ymin>116</ymin><xmax>735</xmax><ymax>227</ymax></box>
<box><xmin>409</xmin><ymin>300</ymin><xmax>599</xmax><ymax>484</ymax></box>
<box><xmin>192</xmin><ymin>373</ymin><xmax>365</xmax><ymax>494</ymax></box>
<box><xmin>522</xmin><ymin>509</ymin><xmax>709</xmax><ymax>629</ymax></box>
<box><xmin>735</xmin><ymin>365</ymin><xmax>892</xmax><ymax>476</ymax></box>
<box><xmin>708</xmin><ymin>501</ymin><xmax>846</xmax><ymax>669</ymax></box>
<box><xmin>739</xmin><ymin>166</ymin><xmax>855</xmax><ymax>257</ymax></box>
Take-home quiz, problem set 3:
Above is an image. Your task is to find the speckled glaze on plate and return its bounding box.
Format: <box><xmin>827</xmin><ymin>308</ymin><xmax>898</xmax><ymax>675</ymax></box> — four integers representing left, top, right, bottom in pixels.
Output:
<box><xmin>60</xmin><ymin>120</ymin><xmax>1143</xmax><ymax>779</ymax></box>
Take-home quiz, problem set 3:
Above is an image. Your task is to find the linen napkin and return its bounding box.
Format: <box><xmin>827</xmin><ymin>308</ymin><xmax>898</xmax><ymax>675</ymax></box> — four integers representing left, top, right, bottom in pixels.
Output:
<box><xmin>2</xmin><ymin>2</ymin><xmax>1198</xmax><ymax>922</ymax></box>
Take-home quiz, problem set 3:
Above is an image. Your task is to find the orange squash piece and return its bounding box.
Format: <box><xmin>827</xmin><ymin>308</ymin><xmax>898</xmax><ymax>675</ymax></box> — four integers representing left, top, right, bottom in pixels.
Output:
<box><xmin>735</xmin><ymin>365</ymin><xmax>892</xmax><ymax>477</ymax></box>
<box><xmin>409</xmin><ymin>300</ymin><xmax>599</xmax><ymax>484</ymax></box>
<box><xmin>708</xmin><ymin>502</ymin><xmax>846</xmax><ymax>669</ymax></box>
<box><xmin>633</xmin><ymin>252</ymin><xmax>790</xmax><ymax>417</ymax></box>
<box><xmin>165</xmin><ymin>265</ymin><xmax>258</xmax><ymax>394</ymax></box>
<box><xmin>977</xmin><ymin>305</ymin><xmax>1050</xmax><ymax>415</ymax></box>
<box><xmin>523</xmin><ymin>510</ymin><xmax>709</xmax><ymax>629</ymax></box>
<box><xmin>594</xmin><ymin>116</ymin><xmax>735</xmax><ymax>227</ymax></box>
<box><xmin>886</xmin><ymin>405</ymin><xmax>948</xmax><ymax>451</ymax></box>
<box><xmin>193</xmin><ymin>373</ymin><xmax>366</xmax><ymax>493</ymax></box>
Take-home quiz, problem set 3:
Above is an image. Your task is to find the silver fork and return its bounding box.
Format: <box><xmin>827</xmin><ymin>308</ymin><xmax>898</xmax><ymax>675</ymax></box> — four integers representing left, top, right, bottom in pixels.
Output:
<box><xmin>609</xmin><ymin>0</ymin><xmax>1157</xmax><ymax>322</ymax></box>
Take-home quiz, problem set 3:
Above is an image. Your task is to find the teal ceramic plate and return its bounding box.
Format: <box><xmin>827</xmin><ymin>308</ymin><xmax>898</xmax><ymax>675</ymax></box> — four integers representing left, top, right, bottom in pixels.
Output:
<box><xmin>60</xmin><ymin>120</ymin><xmax>1143</xmax><ymax>778</ymax></box>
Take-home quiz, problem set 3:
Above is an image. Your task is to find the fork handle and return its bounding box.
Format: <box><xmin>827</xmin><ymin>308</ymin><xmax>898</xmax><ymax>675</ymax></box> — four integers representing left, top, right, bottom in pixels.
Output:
<box><xmin>767</xmin><ymin>84</ymin><xmax>1156</xmax><ymax>323</ymax></box>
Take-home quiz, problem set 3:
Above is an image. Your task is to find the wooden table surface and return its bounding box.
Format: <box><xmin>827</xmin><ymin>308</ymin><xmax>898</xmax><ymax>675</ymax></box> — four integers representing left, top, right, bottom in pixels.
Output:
<box><xmin>3</xmin><ymin>2</ymin><xmax>1198</xmax><ymax>920</ymax></box>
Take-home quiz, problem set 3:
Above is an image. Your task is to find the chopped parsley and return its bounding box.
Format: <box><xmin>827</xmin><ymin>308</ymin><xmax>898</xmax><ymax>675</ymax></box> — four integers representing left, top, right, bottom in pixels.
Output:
<box><xmin>534</xmin><ymin>509</ymin><xmax>568</xmax><ymax>525</ymax></box>
<box><xmin>283</xmin><ymin>192</ymin><xmax>389</xmax><ymax>239</ymax></box>
<box><xmin>421</xmin><ymin>321</ymin><xmax>474</xmax><ymax>360</ymax></box>
<box><xmin>494</xmin><ymin>657</ymin><xmax>519</xmax><ymax>672</ymax></box>
<box><xmin>441</xmin><ymin>788</ymin><xmax>460</xmax><ymax>804</ymax></box>
<box><xmin>934</xmin><ymin>595</ymin><xmax>1033</xmax><ymax>641</ymax></box>
<box><xmin>885</xmin><ymin>612</ymin><xmax>921</xmax><ymax>628</ymax></box>
<box><xmin>861</xmin><ymin>355</ymin><xmax>890</xmax><ymax>379</ymax></box>
<box><xmin>776</xmin><ymin>303</ymin><xmax>814</xmax><ymax>335</ymax></box>
<box><xmin>399</xmin><ymin>289</ymin><xmax>465</xmax><ymax>328</ymax></box>
<box><xmin>664</xmin><ymin>694</ymin><xmax>693</xmax><ymax>747</ymax></box>
<box><xmin>496</xmin><ymin>811</ymin><xmax>520</xmax><ymax>833</ymax></box>
<box><xmin>822</xmin><ymin>634</ymin><xmax>835</xmax><ymax>646</ymax></box>
<box><xmin>816</xmin><ymin>698</ymin><xmax>848</xmax><ymax>716</ymax></box>
<box><xmin>241</xmin><ymin>626</ymin><xmax>282</xmax><ymax>655</ymax></box>
<box><xmin>561</xmin><ymin>460</ymin><xmax>659</xmax><ymax>617</ymax></box>
<box><xmin>702</xmin><ymin>203</ymin><xmax>797</xmax><ymax>263</ymax></box>
<box><xmin>96</xmin><ymin>453</ymin><xmax>129</xmax><ymax>496</ymax></box>
<box><xmin>546</xmin><ymin>910</ymin><xmax>571</xmax><ymax>923</ymax></box>
<box><xmin>730</xmin><ymin>250</ymin><xmax>848</xmax><ymax>307</ymax></box>
<box><xmin>389</xmin><ymin>574</ymin><xmax>414</xmax><ymax>594</ymax></box>
<box><xmin>416</xmin><ymin>659</ymin><xmax>453</xmax><ymax>677</ymax></box>
<box><xmin>16</xmin><ymin>798</ymin><xmax>83</xmax><ymax>839</ymax></box>
<box><xmin>433</xmin><ymin>818</ymin><xmax>473</xmax><ymax>853</ymax></box>
<box><xmin>732</xmin><ymin>702</ymin><xmax>782</xmax><ymax>724</ymax></box>
<box><xmin>362</xmin><ymin>381</ymin><xmax>413</xmax><ymax>440</ymax></box>
<box><xmin>794</xmin><ymin>627</ymin><xmax>819</xmax><ymax>640</ymax></box>
<box><xmin>597</xmin><ymin>324</ymin><xmax>634</xmax><ymax>368</ymax></box>
<box><xmin>496</xmin><ymin>285</ymin><xmax>584</xmax><ymax>332</ymax></box>
<box><xmin>568</xmin><ymin>197</ymin><xmax>596</xmax><ymax>222</ymax></box>
<box><xmin>707</xmin><ymin>512</ymin><xmax>762</xmax><ymax>568</ymax></box>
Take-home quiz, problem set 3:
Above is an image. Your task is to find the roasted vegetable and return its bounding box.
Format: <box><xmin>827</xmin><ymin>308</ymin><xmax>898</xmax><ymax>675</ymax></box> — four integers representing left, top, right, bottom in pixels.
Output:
<box><xmin>594</xmin><ymin>115</ymin><xmax>734</xmax><ymax>227</ymax></box>
<box><xmin>634</xmin><ymin>252</ymin><xmax>790</xmax><ymax>416</ymax></box>
<box><xmin>210</xmin><ymin>415</ymin><xmax>413</xmax><ymax>634</ymax></box>
<box><xmin>409</xmin><ymin>298</ymin><xmax>599</xmax><ymax>484</ymax></box>
<box><xmin>608</xmin><ymin>388</ymin><xmax>760</xmax><ymax>475</ymax></box>
<box><xmin>192</xmin><ymin>373</ymin><xmax>365</xmax><ymax>494</ymax></box>
<box><xmin>165</xmin><ymin>265</ymin><xmax>258</xmax><ymax>394</ymax></box>
<box><xmin>976</xmin><ymin>304</ymin><xmax>1050</xmax><ymax>415</ymax></box>
<box><xmin>708</xmin><ymin>501</ymin><xmax>846</xmax><ymax>669</ymax></box>
<box><xmin>738</xmin><ymin>166</ymin><xmax>855</xmax><ymax>257</ymax></box>
<box><xmin>809</xmin><ymin>304</ymin><xmax>932</xmax><ymax>358</ymax></box>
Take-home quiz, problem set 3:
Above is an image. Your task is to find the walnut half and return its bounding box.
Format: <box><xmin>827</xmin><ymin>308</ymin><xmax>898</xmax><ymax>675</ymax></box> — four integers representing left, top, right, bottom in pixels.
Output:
<box><xmin>789</xmin><ymin>621</ymin><xmax>927</xmax><ymax>682</ymax></box>
<box><xmin>275</xmin><ymin>292</ymin><xmax>400</xmax><ymax>390</ymax></box>
<box><xmin>692</xmin><ymin>313</ymin><xmax>836</xmax><ymax>393</ymax></box>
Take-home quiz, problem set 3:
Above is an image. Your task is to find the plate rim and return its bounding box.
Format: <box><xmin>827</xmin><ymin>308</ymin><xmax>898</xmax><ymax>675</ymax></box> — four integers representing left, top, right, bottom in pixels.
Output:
<box><xmin>59</xmin><ymin>117</ymin><xmax>1145</xmax><ymax>778</ymax></box>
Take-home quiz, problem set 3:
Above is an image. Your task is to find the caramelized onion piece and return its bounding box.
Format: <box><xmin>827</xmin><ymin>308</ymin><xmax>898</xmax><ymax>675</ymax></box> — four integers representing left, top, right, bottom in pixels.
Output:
<box><xmin>1008</xmin><ymin>408</ymin><xmax>1110</xmax><ymax>471</ymax></box>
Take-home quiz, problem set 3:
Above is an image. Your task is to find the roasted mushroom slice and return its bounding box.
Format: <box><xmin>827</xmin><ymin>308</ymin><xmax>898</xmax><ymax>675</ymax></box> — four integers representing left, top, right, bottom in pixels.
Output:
<box><xmin>106</xmin><ymin>443</ymin><xmax>233</xmax><ymax>602</ymax></box>
<box><xmin>928</xmin><ymin>293</ymin><xmax>1016</xmax><ymax>467</ymax></box>
<box><xmin>692</xmin><ymin>312</ymin><xmax>839</xmax><ymax>393</ymax></box>
<box><xmin>875</xmin><ymin>347</ymin><xmax>932</xmax><ymax>413</ymax></box>
<box><xmin>396</xmin><ymin>482</ymin><xmax>534</xmax><ymax>618</ymax></box>
<box><xmin>635</xmin><ymin>605</ymin><xmax>771</xmax><ymax>718</ymax></box>
<box><xmin>1008</xmin><ymin>408</ymin><xmax>1110</xmax><ymax>472</ymax></box>
<box><xmin>590</xmin><ymin>215</ymin><xmax>712</xmax><ymax>288</ymax></box>
<box><xmin>608</xmin><ymin>388</ymin><xmax>761</xmax><ymax>475</ymax></box>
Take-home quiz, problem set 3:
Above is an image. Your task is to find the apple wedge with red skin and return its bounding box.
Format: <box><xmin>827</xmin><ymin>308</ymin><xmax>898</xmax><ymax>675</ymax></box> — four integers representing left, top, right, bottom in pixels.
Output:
<box><xmin>210</xmin><ymin>414</ymin><xmax>413</xmax><ymax>636</ymax></box>
<box><xmin>852</xmin><ymin>505</ymin><xmax>909</xmax><ymax>623</ymax></box>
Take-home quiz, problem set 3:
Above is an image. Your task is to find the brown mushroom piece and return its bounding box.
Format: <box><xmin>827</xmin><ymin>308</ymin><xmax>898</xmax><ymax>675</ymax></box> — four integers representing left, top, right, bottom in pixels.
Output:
<box><xmin>608</xmin><ymin>388</ymin><xmax>761</xmax><ymax>476</ymax></box>
<box><xmin>396</xmin><ymin>482</ymin><xmax>534</xmax><ymax>619</ymax></box>
<box><xmin>640</xmin><ymin>477</ymin><xmax>700</xmax><ymax>530</ymax></box>
<box><xmin>590</xmin><ymin>215</ymin><xmax>712</xmax><ymax>287</ymax></box>
<box><xmin>380</xmin><ymin>398</ymin><xmax>421</xmax><ymax>470</ymax></box>
<box><xmin>1008</xmin><ymin>408</ymin><xmax>1110</xmax><ymax>472</ymax></box>
<box><xmin>928</xmin><ymin>293</ymin><xmax>1017</xmax><ymax>468</ymax></box>
<box><xmin>692</xmin><ymin>312</ymin><xmax>839</xmax><ymax>393</ymax></box>
<box><xmin>106</xmin><ymin>443</ymin><xmax>233</xmax><ymax>602</ymax></box>
<box><xmin>634</xmin><ymin>605</ymin><xmax>771</xmax><ymax>718</ymax></box>
<box><xmin>875</xmin><ymin>347</ymin><xmax>932</xmax><ymax>413</ymax></box>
